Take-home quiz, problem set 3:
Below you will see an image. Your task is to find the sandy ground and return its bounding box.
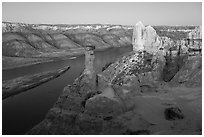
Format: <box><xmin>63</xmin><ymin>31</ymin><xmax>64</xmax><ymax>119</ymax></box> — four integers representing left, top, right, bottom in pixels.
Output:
<box><xmin>98</xmin><ymin>82</ymin><xmax>202</xmax><ymax>135</ymax></box>
<box><xmin>125</xmin><ymin>85</ymin><xmax>202</xmax><ymax>135</ymax></box>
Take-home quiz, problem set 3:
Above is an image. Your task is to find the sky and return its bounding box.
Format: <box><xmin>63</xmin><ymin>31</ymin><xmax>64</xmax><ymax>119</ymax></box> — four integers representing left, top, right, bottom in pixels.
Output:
<box><xmin>2</xmin><ymin>2</ymin><xmax>202</xmax><ymax>26</ymax></box>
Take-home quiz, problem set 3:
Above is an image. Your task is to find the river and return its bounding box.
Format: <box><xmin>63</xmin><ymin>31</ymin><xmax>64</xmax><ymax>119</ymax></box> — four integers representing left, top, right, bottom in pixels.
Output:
<box><xmin>2</xmin><ymin>46</ymin><xmax>133</xmax><ymax>135</ymax></box>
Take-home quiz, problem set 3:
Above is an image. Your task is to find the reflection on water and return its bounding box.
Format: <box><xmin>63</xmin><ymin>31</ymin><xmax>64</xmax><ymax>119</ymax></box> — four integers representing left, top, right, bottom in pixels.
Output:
<box><xmin>2</xmin><ymin>46</ymin><xmax>132</xmax><ymax>135</ymax></box>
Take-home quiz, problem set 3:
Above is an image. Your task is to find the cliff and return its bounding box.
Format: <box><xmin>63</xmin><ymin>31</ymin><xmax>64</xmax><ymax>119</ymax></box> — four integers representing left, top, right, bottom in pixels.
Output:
<box><xmin>2</xmin><ymin>22</ymin><xmax>133</xmax><ymax>58</ymax></box>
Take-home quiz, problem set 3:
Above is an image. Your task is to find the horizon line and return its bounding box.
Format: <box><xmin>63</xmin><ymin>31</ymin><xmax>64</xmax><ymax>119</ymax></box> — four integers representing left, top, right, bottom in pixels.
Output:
<box><xmin>2</xmin><ymin>20</ymin><xmax>201</xmax><ymax>27</ymax></box>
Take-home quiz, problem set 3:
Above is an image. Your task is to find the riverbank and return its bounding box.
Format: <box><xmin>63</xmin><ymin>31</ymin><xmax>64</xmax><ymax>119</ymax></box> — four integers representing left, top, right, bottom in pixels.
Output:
<box><xmin>2</xmin><ymin>66</ymin><xmax>70</xmax><ymax>99</ymax></box>
<box><xmin>3</xmin><ymin>45</ymin><xmax>129</xmax><ymax>70</ymax></box>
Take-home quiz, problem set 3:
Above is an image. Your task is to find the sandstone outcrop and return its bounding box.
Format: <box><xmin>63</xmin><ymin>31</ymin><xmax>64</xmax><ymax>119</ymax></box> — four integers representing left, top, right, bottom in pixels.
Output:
<box><xmin>132</xmin><ymin>22</ymin><xmax>163</xmax><ymax>55</ymax></box>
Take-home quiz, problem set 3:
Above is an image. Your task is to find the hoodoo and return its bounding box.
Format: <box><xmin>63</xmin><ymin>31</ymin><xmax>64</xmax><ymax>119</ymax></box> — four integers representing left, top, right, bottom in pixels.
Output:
<box><xmin>132</xmin><ymin>21</ymin><xmax>163</xmax><ymax>54</ymax></box>
<box><xmin>84</xmin><ymin>42</ymin><xmax>96</xmax><ymax>91</ymax></box>
<box><xmin>132</xmin><ymin>21</ymin><xmax>146</xmax><ymax>51</ymax></box>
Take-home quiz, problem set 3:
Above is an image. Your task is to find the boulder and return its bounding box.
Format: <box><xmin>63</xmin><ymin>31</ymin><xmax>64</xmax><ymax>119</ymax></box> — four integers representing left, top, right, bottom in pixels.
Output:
<box><xmin>121</xmin><ymin>75</ymin><xmax>141</xmax><ymax>94</ymax></box>
<box><xmin>84</xmin><ymin>95</ymin><xmax>124</xmax><ymax>118</ymax></box>
<box><xmin>164</xmin><ymin>107</ymin><xmax>184</xmax><ymax>121</ymax></box>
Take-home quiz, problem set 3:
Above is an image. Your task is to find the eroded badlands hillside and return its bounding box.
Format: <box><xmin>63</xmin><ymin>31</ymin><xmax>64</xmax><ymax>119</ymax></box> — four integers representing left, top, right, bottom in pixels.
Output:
<box><xmin>2</xmin><ymin>22</ymin><xmax>200</xmax><ymax>69</ymax></box>
<box><xmin>2</xmin><ymin>22</ymin><xmax>132</xmax><ymax>57</ymax></box>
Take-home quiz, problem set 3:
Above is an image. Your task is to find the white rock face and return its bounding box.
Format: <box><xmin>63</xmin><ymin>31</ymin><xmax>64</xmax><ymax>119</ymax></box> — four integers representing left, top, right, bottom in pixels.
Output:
<box><xmin>132</xmin><ymin>21</ymin><xmax>163</xmax><ymax>54</ymax></box>
<box><xmin>145</xmin><ymin>26</ymin><xmax>163</xmax><ymax>54</ymax></box>
<box><xmin>132</xmin><ymin>21</ymin><xmax>146</xmax><ymax>51</ymax></box>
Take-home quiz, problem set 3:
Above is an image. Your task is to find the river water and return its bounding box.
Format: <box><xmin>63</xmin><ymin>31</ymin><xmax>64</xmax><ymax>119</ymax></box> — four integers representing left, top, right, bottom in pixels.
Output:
<box><xmin>2</xmin><ymin>46</ymin><xmax>133</xmax><ymax>135</ymax></box>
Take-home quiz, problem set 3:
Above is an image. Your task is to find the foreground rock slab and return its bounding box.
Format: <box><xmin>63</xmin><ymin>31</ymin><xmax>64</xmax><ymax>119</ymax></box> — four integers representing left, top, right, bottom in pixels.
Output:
<box><xmin>2</xmin><ymin>66</ymin><xmax>70</xmax><ymax>99</ymax></box>
<box><xmin>27</xmin><ymin>82</ymin><xmax>202</xmax><ymax>134</ymax></box>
